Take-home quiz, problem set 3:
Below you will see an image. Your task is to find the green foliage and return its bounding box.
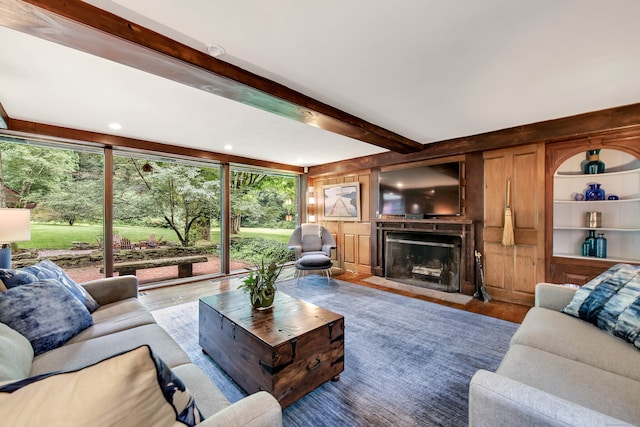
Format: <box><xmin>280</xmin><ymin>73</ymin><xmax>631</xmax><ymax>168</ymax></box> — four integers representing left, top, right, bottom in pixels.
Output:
<box><xmin>0</xmin><ymin>141</ymin><xmax>79</xmax><ymax>207</ymax></box>
<box><xmin>229</xmin><ymin>170</ymin><xmax>297</xmax><ymax>233</ymax></box>
<box><xmin>38</xmin><ymin>179</ymin><xmax>103</xmax><ymax>225</ymax></box>
<box><xmin>237</xmin><ymin>258</ymin><xmax>284</xmax><ymax>307</ymax></box>
<box><xmin>113</xmin><ymin>158</ymin><xmax>221</xmax><ymax>247</ymax></box>
<box><xmin>229</xmin><ymin>237</ymin><xmax>295</xmax><ymax>264</ymax></box>
<box><xmin>2</xmin><ymin>140</ymin><xmax>298</xmax><ymax>243</ymax></box>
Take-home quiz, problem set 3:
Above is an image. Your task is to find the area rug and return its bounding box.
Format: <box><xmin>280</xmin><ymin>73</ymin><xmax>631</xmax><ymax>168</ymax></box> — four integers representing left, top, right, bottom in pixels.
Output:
<box><xmin>152</xmin><ymin>275</ymin><xmax>518</xmax><ymax>426</ymax></box>
<box><xmin>362</xmin><ymin>275</ymin><xmax>473</xmax><ymax>305</ymax></box>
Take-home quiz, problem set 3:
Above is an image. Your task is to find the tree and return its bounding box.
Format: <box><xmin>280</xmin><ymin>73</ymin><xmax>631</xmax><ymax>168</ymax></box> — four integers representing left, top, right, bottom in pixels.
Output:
<box><xmin>40</xmin><ymin>180</ymin><xmax>103</xmax><ymax>225</ymax></box>
<box><xmin>123</xmin><ymin>159</ymin><xmax>220</xmax><ymax>247</ymax></box>
<box><xmin>0</xmin><ymin>141</ymin><xmax>78</xmax><ymax>208</ymax></box>
<box><xmin>38</xmin><ymin>152</ymin><xmax>103</xmax><ymax>225</ymax></box>
<box><xmin>230</xmin><ymin>171</ymin><xmax>267</xmax><ymax>234</ymax></box>
<box><xmin>229</xmin><ymin>171</ymin><xmax>296</xmax><ymax>233</ymax></box>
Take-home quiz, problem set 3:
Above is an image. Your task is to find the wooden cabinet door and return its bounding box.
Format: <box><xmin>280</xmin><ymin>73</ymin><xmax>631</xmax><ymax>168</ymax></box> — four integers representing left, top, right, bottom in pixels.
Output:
<box><xmin>483</xmin><ymin>143</ymin><xmax>545</xmax><ymax>306</ymax></box>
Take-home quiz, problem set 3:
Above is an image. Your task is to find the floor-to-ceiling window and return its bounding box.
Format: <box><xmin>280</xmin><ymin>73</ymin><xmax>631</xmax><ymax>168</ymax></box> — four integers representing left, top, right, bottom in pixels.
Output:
<box><xmin>111</xmin><ymin>152</ymin><xmax>223</xmax><ymax>284</ymax></box>
<box><xmin>0</xmin><ymin>136</ymin><xmax>104</xmax><ymax>282</ymax></box>
<box><xmin>1</xmin><ymin>135</ymin><xmax>300</xmax><ymax>285</ymax></box>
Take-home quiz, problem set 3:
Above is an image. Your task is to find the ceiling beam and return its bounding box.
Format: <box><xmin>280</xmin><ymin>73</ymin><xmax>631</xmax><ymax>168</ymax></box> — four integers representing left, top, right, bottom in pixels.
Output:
<box><xmin>0</xmin><ymin>0</ymin><xmax>424</xmax><ymax>155</ymax></box>
<box><xmin>308</xmin><ymin>102</ymin><xmax>640</xmax><ymax>177</ymax></box>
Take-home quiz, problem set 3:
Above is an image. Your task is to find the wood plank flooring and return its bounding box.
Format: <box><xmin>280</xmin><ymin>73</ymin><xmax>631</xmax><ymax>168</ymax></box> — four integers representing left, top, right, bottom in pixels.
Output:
<box><xmin>139</xmin><ymin>267</ymin><xmax>530</xmax><ymax>323</ymax></box>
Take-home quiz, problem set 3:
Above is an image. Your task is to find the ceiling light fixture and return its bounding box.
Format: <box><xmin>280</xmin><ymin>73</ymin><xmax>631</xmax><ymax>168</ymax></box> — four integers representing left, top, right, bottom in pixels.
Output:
<box><xmin>109</xmin><ymin>122</ymin><xmax>122</xmax><ymax>130</ymax></box>
<box><xmin>224</xmin><ymin>144</ymin><xmax>233</xmax><ymax>150</ymax></box>
<box><xmin>206</xmin><ymin>44</ymin><xmax>226</xmax><ymax>58</ymax></box>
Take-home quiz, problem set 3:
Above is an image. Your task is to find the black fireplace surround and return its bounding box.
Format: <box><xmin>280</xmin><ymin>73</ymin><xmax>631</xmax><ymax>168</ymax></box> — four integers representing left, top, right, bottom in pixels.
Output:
<box><xmin>385</xmin><ymin>232</ymin><xmax>462</xmax><ymax>292</ymax></box>
<box><xmin>372</xmin><ymin>219</ymin><xmax>475</xmax><ymax>294</ymax></box>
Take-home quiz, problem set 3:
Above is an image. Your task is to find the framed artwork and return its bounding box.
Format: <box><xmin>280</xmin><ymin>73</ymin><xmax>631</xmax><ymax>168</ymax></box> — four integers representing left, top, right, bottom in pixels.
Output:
<box><xmin>322</xmin><ymin>183</ymin><xmax>361</xmax><ymax>221</ymax></box>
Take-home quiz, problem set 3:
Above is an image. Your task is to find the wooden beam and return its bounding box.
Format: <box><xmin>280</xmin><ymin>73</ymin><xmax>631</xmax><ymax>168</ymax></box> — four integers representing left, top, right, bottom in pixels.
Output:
<box><xmin>0</xmin><ymin>0</ymin><xmax>424</xmax><ymax>155</ymax></box>
<box><xmin>6</xmin><ymin>119</ymin><xmax>304</xmax><ymax>174</ymax></box>
<box><xmin>308</xmin><ymin>102</ymin><xmax>640</xmax><ymax>177</ymax></box>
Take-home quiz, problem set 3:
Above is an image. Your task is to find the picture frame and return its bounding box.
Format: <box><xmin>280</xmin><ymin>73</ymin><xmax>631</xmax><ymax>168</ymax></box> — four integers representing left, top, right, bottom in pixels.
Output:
<box><xmin>322</xmin><ymin>182</ymin><xmax>361</xmax><ymax>221</ymax></box>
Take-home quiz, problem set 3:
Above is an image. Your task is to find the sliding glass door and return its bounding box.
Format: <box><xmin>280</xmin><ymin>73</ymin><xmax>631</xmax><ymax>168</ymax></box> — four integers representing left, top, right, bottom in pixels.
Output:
<box><xmin>229</xmin><ymin>166</ymin><xmax>297</xmax><ymax>269</ymax></box>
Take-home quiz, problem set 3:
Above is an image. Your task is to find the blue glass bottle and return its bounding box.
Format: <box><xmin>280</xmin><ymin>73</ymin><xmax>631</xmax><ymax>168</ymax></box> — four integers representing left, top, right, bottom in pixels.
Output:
<box><xmin>585</xmin><ymin>183</ymin><xmax>605</xmax><ymax>201</ymax></box>
<box><xmin>583</xmin><ymin>149</ymin><xmax>606</xmax><ymax>174</ymax></box>
<box><xmin>584</xmin><ymin>230</ymin><xmax>597</xmax><ymax>257</ymax></box>
<box><xmin>596</xmin><ymin>233</ymin><xmax>607</xmax><ymax>258</ymax></box>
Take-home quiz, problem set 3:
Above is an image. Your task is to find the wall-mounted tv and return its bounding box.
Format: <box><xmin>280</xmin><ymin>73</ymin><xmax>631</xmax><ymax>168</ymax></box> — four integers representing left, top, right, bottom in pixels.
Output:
<box><xmin>379</xmin><ymin>162</ymin><xmax>461</xmax><ymax>217</ymax></box>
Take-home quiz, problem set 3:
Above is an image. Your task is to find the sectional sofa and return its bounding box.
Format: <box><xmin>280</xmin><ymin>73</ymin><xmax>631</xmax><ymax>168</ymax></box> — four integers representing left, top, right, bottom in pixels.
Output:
<box><xmin>469</xmin><ymin>272</ymin><xmax>640</xmax><ymax>426</ymax></box>
<box><xmin>0</xmin><ymin>273</ymin><xmax>282</xmax><ymax>426</ymax></box>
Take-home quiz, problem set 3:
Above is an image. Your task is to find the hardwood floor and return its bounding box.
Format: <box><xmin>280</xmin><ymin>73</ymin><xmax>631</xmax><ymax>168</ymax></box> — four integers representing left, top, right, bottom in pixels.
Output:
<box><xmin>139</xmin><ymin>267</ymin><xmax>531</xmax><ymax>323</ymax></box>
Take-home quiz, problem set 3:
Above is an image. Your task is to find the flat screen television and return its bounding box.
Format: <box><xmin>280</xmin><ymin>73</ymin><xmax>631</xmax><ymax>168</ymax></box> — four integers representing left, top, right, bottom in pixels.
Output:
<box><xmin>379</xmin><ymin>162</ymin><xmax>461</xmax><ymax>217</ymax></box>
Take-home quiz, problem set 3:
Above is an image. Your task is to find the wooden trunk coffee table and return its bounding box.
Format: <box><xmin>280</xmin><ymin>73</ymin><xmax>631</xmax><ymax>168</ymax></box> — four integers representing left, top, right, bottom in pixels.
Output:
<box><xmin>199</xmin><ymin>290</ymin><xmax>344</xmax><ymax>408</ymax></box>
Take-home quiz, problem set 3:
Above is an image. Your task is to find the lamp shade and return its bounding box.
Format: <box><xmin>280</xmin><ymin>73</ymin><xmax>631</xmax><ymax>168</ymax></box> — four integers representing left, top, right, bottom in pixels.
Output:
<box><xmin>0</xmin><ymin>208</ymin><xmax>31</xmax><ymax>243</ymax></box>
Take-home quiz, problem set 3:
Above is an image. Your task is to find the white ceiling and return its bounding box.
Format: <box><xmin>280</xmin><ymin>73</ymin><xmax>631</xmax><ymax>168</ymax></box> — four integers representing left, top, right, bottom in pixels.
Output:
<box><xmin>1</xmin><ymin>0</ymin><xmax>640</xmax><ymax>167</ymax></box>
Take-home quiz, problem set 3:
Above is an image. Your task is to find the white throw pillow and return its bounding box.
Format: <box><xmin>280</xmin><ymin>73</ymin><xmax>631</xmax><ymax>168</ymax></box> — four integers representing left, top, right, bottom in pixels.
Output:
<box><xmin>0</xmin><ymin>322</ymin><xmax>34</xmax><ymax>382</ymax></box>
<box><xmin>0</xmin><ymin>345</ymin><xmax>203</xmax><ymax>426</ymax></box>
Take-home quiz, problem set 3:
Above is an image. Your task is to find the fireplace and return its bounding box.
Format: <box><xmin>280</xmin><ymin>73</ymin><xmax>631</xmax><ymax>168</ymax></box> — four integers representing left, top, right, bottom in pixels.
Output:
<box><xmin>385</xmin><ymin>232</ymin><xmax>461</xmax><ymax>292</ymax></box>
<box><xmin>372</xmin><ymin>219</ymin><xmax>475</xmax><ymax>295</ymax></box>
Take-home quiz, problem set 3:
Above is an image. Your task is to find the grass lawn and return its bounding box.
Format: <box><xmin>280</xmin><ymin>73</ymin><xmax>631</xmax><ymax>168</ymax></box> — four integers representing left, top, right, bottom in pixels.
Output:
<box><xmin>20</xmin><ymin>223</ymin><xmax>294</xmax><ymax>250</ymax></box>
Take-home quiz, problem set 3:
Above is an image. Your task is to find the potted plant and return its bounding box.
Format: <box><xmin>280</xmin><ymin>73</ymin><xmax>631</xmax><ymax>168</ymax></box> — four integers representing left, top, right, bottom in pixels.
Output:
<box><xmin>238</xmin><ymin>259</ymin><xmax>284</xmax><ymax>309</ymax></box>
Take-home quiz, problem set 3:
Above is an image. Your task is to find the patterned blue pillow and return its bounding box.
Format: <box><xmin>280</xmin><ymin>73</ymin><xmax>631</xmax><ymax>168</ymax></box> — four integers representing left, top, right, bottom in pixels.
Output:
<box><xmin>0</xmin><ymin>279</ymin><xmax>93</xmax><ymax>355</ymax></box>
<box><xmin>9</xmin><ymin>259</ymin><xmax>99</xmax><ymax>313</ymax></box>
<box><xmin>563</xmin><ymin>263</ymin><xmax>640</xmax><ymax>349</ymax></box>
<box><xmin>0</xmin><ymin>269</ymin><xmax>38</xmax><ymax>288</ymax></box>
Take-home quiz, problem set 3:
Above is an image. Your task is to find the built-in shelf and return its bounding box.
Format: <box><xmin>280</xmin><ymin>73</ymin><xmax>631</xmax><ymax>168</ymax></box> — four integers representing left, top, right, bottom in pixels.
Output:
<box><xmin>553</xmin><ymin>198</ymin><xmax>640</xmax><ymax>204</ymax></box>
<box><xmin>555</xmin><ymin>168</ymin><xmax>639</xmax><ymax>178</ymax></box>
<box><xmin>553</xmin><ymin>150</ymin><xmax>640</xmax><ymax>262</ymax></box>
<box><xmin>553</xmin><ymin>227</ymin><xmax>640</xmax><ymax>232</ymax></box>
<box><xmin>554</xmin><ymin>253</ymin><xmax>639</xmax><ymax>264</ymax></box>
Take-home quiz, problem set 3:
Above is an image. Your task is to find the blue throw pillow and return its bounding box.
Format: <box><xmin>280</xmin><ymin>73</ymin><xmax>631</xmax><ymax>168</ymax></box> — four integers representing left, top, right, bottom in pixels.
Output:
<box><xmin>0</xmin><ymin>279</ymin><xmax>93</xmax><ymax>355</ymax></box>
<box><xmin>563</xmin><ymin>263</ymin><xmax>640</xmax><ymax>349</ymax></box>
<box><xmin>0</xmin><ymin>269</ymin><xmax>38</xmax><ymax>288</ymax></box>
<box><xmin>8</xmin><ymin>259</ymin><xmax>99</xmax><ymax>313</ymax></box>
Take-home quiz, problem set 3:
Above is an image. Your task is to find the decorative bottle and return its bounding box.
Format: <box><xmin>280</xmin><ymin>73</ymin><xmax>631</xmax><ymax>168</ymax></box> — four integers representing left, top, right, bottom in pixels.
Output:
<box><xmin>596</xmin><ymin>233</ymin><xmax>607</xmax><ymax>258</ymax></box>
<box><xmin>583</xmin><ymin>149</ymin><xmax>605</xmax><ymax>174</ymax></box>
<box><xmin>585</xmin><ymin>183</ymin><xmax>605</xmax><ymax>201</ymax></box>
<box><xmin>584</xmin><ymin>230</ymin><xmax>597</xmax><ymax>257</ymax></box>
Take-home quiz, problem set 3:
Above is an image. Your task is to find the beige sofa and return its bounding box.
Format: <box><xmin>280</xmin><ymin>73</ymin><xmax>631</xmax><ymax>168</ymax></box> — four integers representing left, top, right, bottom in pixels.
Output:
<box><xmin>469</xmin><ymin>283</ymin><xmax>640</xmax><ymax>426</ymax></box>
<box><xmin>0</xmin><ymin>275</ymin><xmax>282</xmax><ymax>426</ymax></box>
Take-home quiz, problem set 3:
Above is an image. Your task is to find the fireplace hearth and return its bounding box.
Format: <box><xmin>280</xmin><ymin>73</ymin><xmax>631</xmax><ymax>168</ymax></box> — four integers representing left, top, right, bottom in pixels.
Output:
<box><xmin>385</xmin><ymin>233</ymin><xmax>461</xmax><ymax>292</ymax></box>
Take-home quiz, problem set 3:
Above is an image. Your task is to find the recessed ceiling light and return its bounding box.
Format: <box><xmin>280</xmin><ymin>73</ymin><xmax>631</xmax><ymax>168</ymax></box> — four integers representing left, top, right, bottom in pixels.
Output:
<box><xmin>206</xmin><ymin>44</ymin><xmax>226</xmax><ymax>58</ymax></box>
<box><xmin>109</xmin><ymin>123</ymin><xmax>122</xmax><ymax>130</ymax></box>
<box><xmin>224</xmin><ymin>144</ymin><xmax>233</xmax><ymax>150</ymax></box>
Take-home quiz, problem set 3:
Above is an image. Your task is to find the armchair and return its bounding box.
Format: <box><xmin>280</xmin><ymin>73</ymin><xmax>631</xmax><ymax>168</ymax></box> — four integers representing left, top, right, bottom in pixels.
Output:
<box><xmin>288</xmin><ymin>224</ymin><xmax>336</xmax><ymax>284</ymax></box>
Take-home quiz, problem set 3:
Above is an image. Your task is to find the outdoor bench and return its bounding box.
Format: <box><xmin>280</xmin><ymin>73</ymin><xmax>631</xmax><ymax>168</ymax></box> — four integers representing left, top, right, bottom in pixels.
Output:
<box><xmin>101</xmin><ymin>255</ymin><xmax>208</xmax><ymax>278</ymax></box>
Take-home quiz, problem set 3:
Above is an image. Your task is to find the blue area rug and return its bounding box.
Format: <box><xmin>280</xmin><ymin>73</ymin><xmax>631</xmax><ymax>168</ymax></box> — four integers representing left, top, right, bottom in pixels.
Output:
<box><xmin>152</xmin><ymin>275</ymin><xmax>518</xmax><ymax>426</ymax></box>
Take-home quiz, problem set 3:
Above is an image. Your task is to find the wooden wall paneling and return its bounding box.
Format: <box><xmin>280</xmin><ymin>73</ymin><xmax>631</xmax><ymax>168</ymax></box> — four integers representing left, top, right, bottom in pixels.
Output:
<box><xmin>315</xmin><ymin>171</ymin><xmax>371</xmax><ymax>273</ymax></box>
<box><xmin>358</xmin><ymin>233</ymin><xmax>371</xmax><ymax>267</ymax></box>
<box><xmin>343</xmin><ymin>230</ymin><xmax>356</xmax><ymax>264</ymax></box>
<box><xmin>342</xmin><ymin>222</ymin><xmax>371</xmax><ymax>273</ymax></box>
<box><xmin>483</xmin><ymin>242</ymin><xmax>507</xmax><ymax>292</ymax></box>
<box><xmin>483</xmin><ymin>143</ymin><xmax>545</xmax><ymax>306</ymax></box>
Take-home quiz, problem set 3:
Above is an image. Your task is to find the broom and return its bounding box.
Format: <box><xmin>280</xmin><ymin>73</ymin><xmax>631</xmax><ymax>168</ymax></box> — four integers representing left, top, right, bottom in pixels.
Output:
<box><xmin>502</xmin><ymin>176</ymin><xmax>515</xmax><ymax>246</ymax></box>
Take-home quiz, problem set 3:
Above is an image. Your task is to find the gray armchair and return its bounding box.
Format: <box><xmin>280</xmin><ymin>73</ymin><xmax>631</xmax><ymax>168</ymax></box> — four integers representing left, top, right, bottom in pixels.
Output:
<box><xmin>287</xmin><ymin>224</ymin><xmax>336</xmax><ymax>259</ymax></box>
<box><xmin>288</xmin><ymin>224</ymin><xmax>336</xmax><ymax>284</ymax></box>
